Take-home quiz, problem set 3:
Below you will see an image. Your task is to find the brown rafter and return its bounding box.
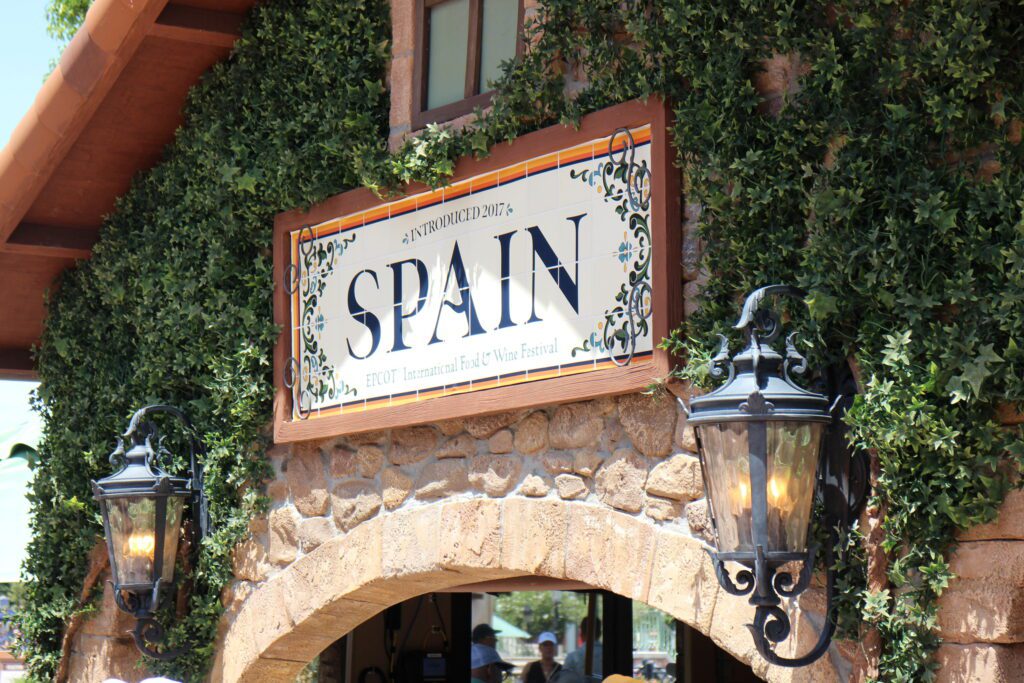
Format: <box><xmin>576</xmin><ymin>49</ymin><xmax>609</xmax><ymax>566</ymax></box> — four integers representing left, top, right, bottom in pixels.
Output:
<box><xmin>150</xmin><ymin>4</ymin><xmax>245</xmax><ymax>48</ymax></box>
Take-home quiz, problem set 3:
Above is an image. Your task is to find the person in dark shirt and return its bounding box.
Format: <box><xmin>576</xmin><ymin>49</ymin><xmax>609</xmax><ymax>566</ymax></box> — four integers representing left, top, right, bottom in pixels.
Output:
<box><xmin>521</xmin><ymin>632</ymin><xmax>563</xmax><ymax>683</ymax></box>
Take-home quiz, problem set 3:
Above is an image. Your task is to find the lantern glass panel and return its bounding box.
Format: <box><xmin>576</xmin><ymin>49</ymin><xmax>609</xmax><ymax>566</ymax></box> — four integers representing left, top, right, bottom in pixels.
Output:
<box><xmin>107</xmin><ymin>496</ymin><xmax>184</xmax><ymax>585</ymax></box>
<box><xmin>107</xmin><ymin>497</ymin><xmax>155</xmax><ymax>585</ymax></box>
<box><xmin>697</xmin><ymin>422</ymin><xmax>753</xmax><ymax>552</ymax></box>
<box><xmin>161</xmin><ymin>496</ymin><xmax>184</xmax><ymax>580</ymax></box>
<box><xmin>766</xmin><ymin>421</ymin><xmax>824</xmax><ymax>552</ymax></box>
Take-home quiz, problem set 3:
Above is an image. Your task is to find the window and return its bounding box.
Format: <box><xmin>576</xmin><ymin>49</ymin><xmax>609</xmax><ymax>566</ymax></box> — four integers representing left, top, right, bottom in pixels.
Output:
<box><xmin>415</xmin><ymin>0</ymin><xmax>524</xmax><ymax>127</ymax></box>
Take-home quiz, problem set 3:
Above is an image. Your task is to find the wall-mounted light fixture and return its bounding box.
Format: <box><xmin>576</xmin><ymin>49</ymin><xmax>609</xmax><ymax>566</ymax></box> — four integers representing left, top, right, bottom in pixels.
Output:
<box><xmin>91</xmin><ymin>405</ymin><xmax>209</xmax><ymax>659</ymax></box>
<box><xmin>685</xmin><ymin>285</ymin><xmax>867</xmax><ymax>666</ymax></box>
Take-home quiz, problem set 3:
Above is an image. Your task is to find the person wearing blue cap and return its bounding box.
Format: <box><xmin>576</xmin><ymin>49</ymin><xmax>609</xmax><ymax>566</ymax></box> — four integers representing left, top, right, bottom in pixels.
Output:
<box><xmin>521</xmin><ymin>631</ymin><xmax>563</xmax><ymax>683</ymax></box>
<box><xmin>471</xmin><ymin>642</ymin><xmax>514</xmax><ymax>683</ymax></box>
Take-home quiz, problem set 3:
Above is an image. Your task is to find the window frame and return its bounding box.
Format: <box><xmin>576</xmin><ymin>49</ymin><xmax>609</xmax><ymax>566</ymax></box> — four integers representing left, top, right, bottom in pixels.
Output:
<box><xmin>413</xmin><ymin>0</ymin><xmax>526</xmax><ymax>129</ymax></box>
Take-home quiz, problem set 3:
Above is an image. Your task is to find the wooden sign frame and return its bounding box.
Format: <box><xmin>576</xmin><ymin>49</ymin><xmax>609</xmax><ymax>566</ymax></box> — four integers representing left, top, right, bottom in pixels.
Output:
<box><xmin>273</xmin><ymin>98</ymin><xmax>681</xmax><ymax>442</ymax></box>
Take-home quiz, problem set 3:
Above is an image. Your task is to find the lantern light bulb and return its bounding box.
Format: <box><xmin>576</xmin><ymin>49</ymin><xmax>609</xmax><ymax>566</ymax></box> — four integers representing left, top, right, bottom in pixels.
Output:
<box><xmin>126</xmin><ymin>532</ymin><xmax>155</xmax><ymax>558</ymax></box>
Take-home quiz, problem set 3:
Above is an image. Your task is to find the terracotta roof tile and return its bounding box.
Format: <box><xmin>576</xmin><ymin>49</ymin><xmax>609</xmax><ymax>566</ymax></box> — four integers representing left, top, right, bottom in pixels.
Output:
<box><xmin>60</xmin><ymin>29</ymin><xmax>115</xmax><ymax>98</ymax></box>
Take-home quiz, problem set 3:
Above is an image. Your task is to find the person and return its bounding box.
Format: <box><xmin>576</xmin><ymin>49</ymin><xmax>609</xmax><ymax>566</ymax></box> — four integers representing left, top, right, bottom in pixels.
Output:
<box><xmin>563</xmin><ymin>617</ymin><xmax>602</xmax><ymax>680</ymax></box>
<box><xmin>521</xmin><ymin>631</ymin><xmax>563</xmax><ymax>683</ymax></box>
<box><xmin>472</xmin><ymin>622</ymin><xmax>501</xmax><ymax>648</ymax></box>
<box><xmin>471</xmin><ymin>642</ymin><xmax>514</xmax><ymax>683</ymax></box>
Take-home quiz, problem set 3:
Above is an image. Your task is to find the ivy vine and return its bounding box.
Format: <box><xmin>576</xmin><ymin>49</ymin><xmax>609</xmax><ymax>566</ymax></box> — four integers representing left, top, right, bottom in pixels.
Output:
<box><xmin>19</xmin><ymin>0</ymin><xmax>1024</xmax><ymax>681</ymax></box>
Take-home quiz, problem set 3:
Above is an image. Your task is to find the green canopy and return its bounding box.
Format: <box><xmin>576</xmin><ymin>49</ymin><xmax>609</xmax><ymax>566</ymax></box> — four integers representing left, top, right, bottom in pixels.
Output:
<box><xmin>492</xmin><ymin>613</ymin><xmax>531</xmax><ymax>640</ymax></box>
<box><xmin>0</xmin><ymin>410</ymin><xmax>40</xmax><ymax>583</ymax></box>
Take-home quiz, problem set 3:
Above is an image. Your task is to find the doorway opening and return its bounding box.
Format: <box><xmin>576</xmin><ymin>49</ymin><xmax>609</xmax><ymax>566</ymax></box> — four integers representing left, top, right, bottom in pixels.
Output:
<box><xmin>293</xmin><ymin>578</ymin><xmax>758</xmax><ymax>683</ymax></box>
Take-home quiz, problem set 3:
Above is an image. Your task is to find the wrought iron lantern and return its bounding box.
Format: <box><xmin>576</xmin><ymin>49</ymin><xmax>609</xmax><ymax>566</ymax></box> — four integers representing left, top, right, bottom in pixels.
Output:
<box><xmin>91</xmin><ymin>405</ymin><xmax>209</xmax><ymax>659</ymax></box>
<box><xmin>685</xmin><ymin>285</ymin><xmax>866</xmax><ymax>667</ymax></box>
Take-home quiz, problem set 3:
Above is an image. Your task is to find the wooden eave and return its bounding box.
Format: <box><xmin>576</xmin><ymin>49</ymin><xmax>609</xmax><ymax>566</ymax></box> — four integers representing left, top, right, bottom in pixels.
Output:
<box><xmin>0</xmin><ymin>0</ymin><xmax>257</xmax><ymax>380</ymax></box>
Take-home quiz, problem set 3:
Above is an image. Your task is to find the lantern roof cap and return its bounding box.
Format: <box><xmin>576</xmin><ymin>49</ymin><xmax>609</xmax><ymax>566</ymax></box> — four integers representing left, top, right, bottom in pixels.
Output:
<box><xmin>92</xmin><ymin>438</ymin><xmax>189</xmax><ymax>498</ymax></box>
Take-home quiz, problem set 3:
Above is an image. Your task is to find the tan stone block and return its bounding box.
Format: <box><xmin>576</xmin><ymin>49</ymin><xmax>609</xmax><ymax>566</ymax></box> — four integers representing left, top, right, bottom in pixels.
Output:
<box><xmin>285</xmin><ymin>446</ymin><xmax>329</xmax><ymax>517</ymax></box>
<box><xmin>78</xmin><ymin>580</ymin><xmax>136</xmax><ymax>637</ymax></box>
<box><xmin>329</xmin><ymin>444</ymin><xmax>358</xmax><ymax>479</ymax></box>
<box><xmin>391</xmin><ymin>425</ymin><xmax>439</xmax><ymax>465</ymax></box>
<box><xmin>938</xmin><ymin>540</ymin><xmax>1024</xmax><ymax>643</ymax></box>
<box><xmin>555</xmin><ymin>473</ymin><xmax>589</xmax><ymax>500</ymax></box>
<box><xmin>549</xmin><ymin>402</ymin><xmax>603</xmax><ymax>449</ymax></box>
<box><xmin>593</xmin><ymin>395</ymin><xmax>617</xmax><ymax>416</ymax></box>
<box><xmin>416</xmin><ymin>460</ymin><xmax>469</xmax><ymax>499</ymax></box>
<box><xmin>382</xmin><ymin>505</ymin><xmax>443</xmax><ymax>577</ymax></box>
<box><xmin>390</xmin><ymin>0</ymin><xmax>416</xmax><ymax>55</ymax></box>
<box><xmin>595</xmin><ymin>448</ymin><xmax>647</xmax><ymax>512</ymax></box>
<box><xmin>328</xmin><ymin>443</ymin><xmax>382</xmax><ymax>479</ymax></box>
<box><xmin>289</xmin><ymin>517</ymin><xmax>387</xmax><ymax>610</ymax></box>
<box><xmin>66</xmin><ymin>633</ymin><xmax>144</xmax><ymax>683</ymax></box>
<box><xmin>437</xmin><ymin>433</ymin><xmax>477</xmax><ymax>458</ymax></box>
<box><xmin>436</xmin><ymin>418</ymin><xmax>465</xmax><ymax>436</ymax></box>
<box><xmin>298</xmin><ymin>516</ymin><xmax>336</xmax><ymax>552</ymax></box>
<box><xmin>268</xmin><ymin>505</ymin><xmax>301</xmax><ymax>566</ymax></box>
<box><xmin>542</xmin><ymin>452</ymin><xmax>574</xmax><ymax>475</ymax></box>
<box><xmin>266</xmin><ymin>479</ymin><xmax>289</xmax><ymax>503</ymax></box>
<box><xmin>685</xmin><ymin>498</ymin><xmax>715</xmax><ymax>543</ymax></box>
<box><xmin>960</xmin><ymin>490</ymin><xmax>1024</xmax><ymax>541</ymax></box>
<box><xmin>470</xmin><ymin>454</ymin><xmax>523</xmax><ymax>496</ymax></box>
<box><xmin>382</xmin><ymin>466</ymin><xmax>413</xmax><ymax>509</ymax></box>
<box><xmin>465</xmin><ymin>411</ymin><xmax>521</xmax><ymax>438</ymax></box>
<box><xmin>674</xmin><ymin>415</ymin><xmax>699</xmax><ymax>453</ymax></box>
<box><xmin>647</xmin><ymin>529</ymin><xmax>718</xmax><ymax>633</ymax></box>
<box><xmin>440</xmin><ymin>498</ymin><xmax>503</xmax><ymax>569</ymax></box>
<box><xmin>646</xmin><ymin>453</ymin><xmax>703</xmax><ymax>501</ymax></box>
<box><xmin>573</xmin><ymin>449</ymin><xmax>603</xmax><ymax>477</ymax></box>
<box><xmin>331</xmin><ymin>481</ymin><xmax>382</xmax><ymax>532</ymax></box>
<box><xmin>566</xmin><ymin>504</ymin><xmax>655</xmax><ymax>600</ymax></box>
<box><xmin>514</xmin><ymin>411</ymin><xmax>549</xmax><ymax>454</ymax></box>
<box><xmin>388</xmin><ymin>54</ymin><xmax>416</xmax><ymax>130</ymax></box>
<box><xmin>488</xmin><ymin>428</ymin><xmax>514</xmax><ymax>454</ymax></box>
<box><xmin>346</xmin><ymin>430</ymin><xmax>388</xmax><ymax>446</ymax></box>
<box><xmin>233</xmin><ymin>536</ymin><xmax>271</xmax><ymax>582</ymax></box>
<box><xmin>935</xmin><ymin>643</ymin><xmax>1024</xmax><ymax>683</ymax></box>
<box><xmin>502</xmin><ymin>498</ymin><xmax>567</xmax><ymax>577</ymax></box>
<box><xmin>249</xmin><ymin>516</ymin><xmax>269</xmax><ymax>534</ymax></box>
<box><xmin>618</xmin><ymin>392</ymin><xmax>677</xmax><ymax>457</ymax></box>
<box><xmin>238</xmin><ymin>577</ymin><xmax>295</xmax><ymax>659</ymax></box>
<box><xmin>644</xmin><ymin>493</ymin><xmax>682</xmax><ymax>521</ymax></box>
<box><xmin>520</xmin><ymin>473</ymin><xmax>551</xmax><ymax>497</ymax></box>
<box><xmin>357</xmin><ymin>444</ymin><xmax>384</xmax><ymax>477</ymax></box>
<box><xmin>706</xmin><ymin>593</ymin><xmax>760</xmax><ymax>670</ymax></box>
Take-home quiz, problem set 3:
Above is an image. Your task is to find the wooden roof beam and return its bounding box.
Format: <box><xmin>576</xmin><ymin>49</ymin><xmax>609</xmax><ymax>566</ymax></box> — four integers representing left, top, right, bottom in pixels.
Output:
<box><xmin>0</xmin><ymin>349</ymin><xmax>37</xmax><ymax>381</ymax></box>
<box><xmin>150</xmin><ymin>4</ymin><xmax>244</xmax><ymax>48</ymax></box>
<box><xmin>1</xmin><ymin>223</ymin><xmax>98</xmax><ymax>260</ymax></box>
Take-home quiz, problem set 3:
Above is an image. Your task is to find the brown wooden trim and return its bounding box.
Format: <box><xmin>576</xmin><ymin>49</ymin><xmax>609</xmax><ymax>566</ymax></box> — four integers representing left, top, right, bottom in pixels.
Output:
<box><xmin>515</xmin><ymin>0</ymin><xmax>527</xmax><ymax>59</ymax></box>
<box><xmin>411</xmin><ymin>91</ymin><xmax>494</xmax><ymax>130</ymax></box>
<box><xmin>412</xmin><ymin>0</ymin><xmax>525</xmax><ymax>130</ymax></box>
<box><xmin>150</xmin><ymin>4</ymin><xmax>244</xmax><ymax>49</ymax></box>
<box><xmin>274</xmin><ymin>98</ymin><xmax>681</xmax><ymax>441</ymax></box>
<box><xmin>465</xmin><ymin>0</ymin><xmax>483</xmax><ymax>99</ymax></box>
<box><xmin>2</xmin><ymin>223</ymin><xmax>98</xmax><ymax>260</ymax></box>
<box><xmin>0</xmin><ymin>348</ymin><xmax>36</xmax><ymax>381</ymax></box>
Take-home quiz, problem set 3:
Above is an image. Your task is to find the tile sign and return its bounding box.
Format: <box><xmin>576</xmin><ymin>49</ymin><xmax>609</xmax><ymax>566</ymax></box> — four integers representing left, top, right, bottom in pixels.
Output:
<box><xmin>275</xmin><ymin>100</ymin><xmax>678</xmax><ymax>437</ymax></box>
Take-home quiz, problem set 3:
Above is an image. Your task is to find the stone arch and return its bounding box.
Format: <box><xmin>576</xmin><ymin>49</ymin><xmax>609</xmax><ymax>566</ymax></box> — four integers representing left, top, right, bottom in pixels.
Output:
<box><xmin>213</xmin><ymin>497</ymin><xmax>844</xmax><ymax>682</ymax></box>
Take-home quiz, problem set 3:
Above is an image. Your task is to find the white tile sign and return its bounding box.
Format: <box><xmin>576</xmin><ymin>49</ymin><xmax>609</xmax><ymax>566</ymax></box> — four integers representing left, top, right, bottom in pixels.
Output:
<box><xmin>286</xmin><ymin>126</ymin><xmax>655</xmax><ymax>419</ymax></box>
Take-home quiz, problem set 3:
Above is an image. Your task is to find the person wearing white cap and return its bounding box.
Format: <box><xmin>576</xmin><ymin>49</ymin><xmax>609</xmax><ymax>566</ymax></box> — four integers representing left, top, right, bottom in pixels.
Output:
<box><xmin>471</xmin><ymin>642</ymin><xmax>515</xmax><ymax>683</ymax></box>
<box><xmin>521</xmin><ymin>631</ymin><xmax>563</xmax><ymax>683</ymax></box>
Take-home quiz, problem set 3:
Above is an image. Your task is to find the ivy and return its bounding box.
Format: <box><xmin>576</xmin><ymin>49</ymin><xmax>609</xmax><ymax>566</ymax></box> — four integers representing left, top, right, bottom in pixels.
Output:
<box><xmin>18</xmin><ymin>0</ymin><xmax>1024</xmax><ymax>681</ymax></box>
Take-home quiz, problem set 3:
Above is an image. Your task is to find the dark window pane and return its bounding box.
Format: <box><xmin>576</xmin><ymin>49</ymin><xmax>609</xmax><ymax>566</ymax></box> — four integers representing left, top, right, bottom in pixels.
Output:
<box><xmin>427</xmin><ymin>0</ymin><xmax>470</xmax><ymax>110</ymax></box>
<box><xmin>478</xmin><ymin>0</ymin><xmax>518</xmax><ymax>92</ymax></box>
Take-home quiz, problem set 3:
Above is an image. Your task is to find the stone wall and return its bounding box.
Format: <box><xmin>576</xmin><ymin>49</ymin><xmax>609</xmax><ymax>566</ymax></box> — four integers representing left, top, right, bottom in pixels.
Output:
<box><xmin>209</xmin><ymin>389</ymin><xmax>852</xmax><ymax>683</ymax></box>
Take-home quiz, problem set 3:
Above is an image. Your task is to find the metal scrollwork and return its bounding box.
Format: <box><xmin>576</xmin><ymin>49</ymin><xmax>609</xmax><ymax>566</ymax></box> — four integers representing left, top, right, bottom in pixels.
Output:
<box><xmin>606</xmin><ymin>280</ymin><xmax>652</xmax><ymax>366</ymax></box>
<box><xmin>606</xmin><ymin>128</ymin><xmax>651</xmax><ymax>213</ymax></box>
<box><xmin>132</xmin><ymin>615</ymin><xmax>181</xmax><ymax>661</ymax></box>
